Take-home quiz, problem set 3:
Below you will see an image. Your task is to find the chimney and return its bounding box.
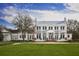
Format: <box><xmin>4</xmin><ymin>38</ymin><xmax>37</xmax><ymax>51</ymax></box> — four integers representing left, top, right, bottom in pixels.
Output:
<box><xmin>64</xmin><ymin>17</ymin><xmax>67</xmax><ymax>25</ymax></box>
<box><xmin>64</xmin><ymin>17</ymin><xmax>66</xmax><ymax>22</ymax></box>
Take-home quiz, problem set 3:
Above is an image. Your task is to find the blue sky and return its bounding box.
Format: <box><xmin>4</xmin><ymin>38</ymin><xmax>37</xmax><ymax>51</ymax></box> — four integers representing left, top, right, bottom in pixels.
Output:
<box><xmin>0</xmin><ymin>3</ymin><xmax>79</xmax><ymax>29</ymax></box>
<box><xmin>0</xmin><ymin>3</ymin><xmax>66</xmax><ymax>10</ymax></box>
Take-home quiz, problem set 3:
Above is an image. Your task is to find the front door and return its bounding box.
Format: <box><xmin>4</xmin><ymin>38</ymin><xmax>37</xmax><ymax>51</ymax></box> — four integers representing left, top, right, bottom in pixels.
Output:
<box><xmin>49</xmin><ymin>33</ymin><xmax>53</xmax><ymax>40</ymax></box>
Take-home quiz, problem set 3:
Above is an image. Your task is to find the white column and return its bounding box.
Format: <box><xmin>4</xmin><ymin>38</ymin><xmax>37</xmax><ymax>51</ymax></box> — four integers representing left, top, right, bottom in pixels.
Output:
<box><xmin>34</xmin><ymin>34</ymin><xmax>37</xmax><ymax>39</ymax></box>
<box><xmin>53</xmin><ymin>33</ymin><xmax>55</xmax><ymax>40</ymax></box>
<box><xmin>47</xmin><ymin>32</ymin><xmax>49</xmax><ymax>40</ymax></box>
<box><xmin>58</xmin><ymin>33</ymin><xmax>60</xmax><ymax>40</ymax></box>
<box><xmin>41</xmin><ymin>33</ymin><xmax>43</xmax><ymax>40</ymax></box>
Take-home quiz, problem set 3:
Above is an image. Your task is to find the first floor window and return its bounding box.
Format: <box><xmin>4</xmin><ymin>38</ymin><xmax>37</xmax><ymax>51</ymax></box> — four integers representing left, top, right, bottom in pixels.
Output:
<box><xmin>37</xmin><ymin>33</ymin><xmax>41</xmax><ymax>39</ymax></box>
<box><xmin>60</xmin><ymin>33</ymin><xmax>64</xmax><ymax>39</ymax></box>
<box><xmin>20</xmin><ymin>35</ymin><xmax>26</xmax><ymax>38</ymax></box>
<box><xmin>68</xmin><ymin>35</ymin><xmax>70</xmax><ymax>38</ymax></box>
<box><xmin>55</xmin><ymin>33</ymin><xmax>58</xmax><ymax>39</ymax></box>
<box><xmin>43</xmin><ymin>33</ymin><xmax>46</xmax><ymax>40</ymax></box>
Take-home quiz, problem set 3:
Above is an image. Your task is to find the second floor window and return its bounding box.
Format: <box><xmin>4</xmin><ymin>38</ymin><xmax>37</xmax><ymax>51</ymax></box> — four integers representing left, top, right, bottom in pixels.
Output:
<box><xmin>37</xmin><ymin>26</ymin><xmax>41</xmax><ymax>30</ymax></box>
<box><xmin>49</xmin><ymin>27</ymin><xmax>51</xmax><ymax>30</ymax></box>
<box><xmin>54</xmin><ymin>26</ymin><xmax>58</xmax><ymax>30</ymax></box>
<box><xmin>49</xmin><ymin>26</ymin><xmax>53</xmax><ymax>30</ymax></box>
<box><xmin>45</xmin><ymin>26</ymin><xmax>47</xmax><ymax>30</ymax></box>
<box><xmin>43</xmin><ymin>26</ymin><xmax>47</xmax><ymax>30</ymax></box>
<box><xmin>61</xmin><ymin>26</ymin><xmax>65</xmax><ymax>30</ymax></box>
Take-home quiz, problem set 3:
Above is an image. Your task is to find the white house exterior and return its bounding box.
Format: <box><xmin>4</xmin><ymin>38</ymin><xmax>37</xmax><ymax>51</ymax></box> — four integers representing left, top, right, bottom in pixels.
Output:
<box><xmin>2</xmin><ymin>29</ymin><xmax>11</xmax><ymax>41</ymax></box>
<box><xmin>2</xmin><ymin>18</ymin><xmax>72</xmax><ymax>42</ymax></box>
<box><xmin>34</xmin><ymin>20</ymin><xmax>72</xmax><ymax>41</ymax></box>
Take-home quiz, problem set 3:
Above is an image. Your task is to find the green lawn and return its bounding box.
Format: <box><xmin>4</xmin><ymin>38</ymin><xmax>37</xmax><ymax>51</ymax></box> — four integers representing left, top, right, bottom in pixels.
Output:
<box><xmin>0</xmin><ymin>42</ymin><xmax>79</xmax><ymax>56</ymax></box>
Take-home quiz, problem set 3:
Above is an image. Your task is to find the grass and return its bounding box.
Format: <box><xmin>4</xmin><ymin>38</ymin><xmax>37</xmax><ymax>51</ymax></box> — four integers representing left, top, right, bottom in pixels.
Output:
<box><xmin>0</xmin><ymin>42</ymin><xmax>79</xmax><ymax>56</ymax></box>
<box><xmin>0</xmin><ymin>41</ymin><xmax>13</xmax><ymax>46</ymax></box>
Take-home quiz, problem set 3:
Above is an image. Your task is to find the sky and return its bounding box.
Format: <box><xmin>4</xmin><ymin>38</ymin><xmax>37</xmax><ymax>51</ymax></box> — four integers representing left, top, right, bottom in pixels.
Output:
<box><xmin>0</xmin><ymin>3</ymin><xmax>79</xmax><ymax>29</ymax></box>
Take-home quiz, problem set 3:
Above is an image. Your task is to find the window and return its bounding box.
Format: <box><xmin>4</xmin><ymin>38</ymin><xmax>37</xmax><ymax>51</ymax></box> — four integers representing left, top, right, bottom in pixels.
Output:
<box><xmin>20</xmin><ymin>35</ymin><xmax>26</xmax><ymax>38</ymax></box>
<box><xmin>54</xmin><ymin>27</ymin><xmax>56</xmax><ymax>30</ymax></box>
<box><xmin>37</xmin><ymin>33</ymin><xmax>41</xmax><ymax>39</ymax></box>
<box><xmin>43</xmin><ymin>33</ymin><xmax>46</xmax><ymax>40</ymax></box>
<box><xmin>37</xmin><ymin>26</ymin><xmax>41</xmax><ymax>30</ymax></box>
<box><xmin>49</xmin><ymin>27</ymin><xmax>50</xmax><ymax>30</ymax></box>
<box><xmin>61</xmin><ymin>26</ymin><xmax>65</xmax><ymax>30</ymax></box>
<box><xmin>43</xmin><ymin>26</ymin><xmax>47</xmax><ymax>30</ymax></box>
<box><xmin>39</xmin><ymin>26</ymin><xmax>41</xmax><ymax>30</ymax></box>
<box><xmin>68</xmin><ymin>35</ymin><xmax>70</xmax><ymax>38</ymax></box>
<box><xmin>49</xmin><ymin>26</ymin><xmax>53</xmax><ymax>30</ymax></box>
<box><xmin>45</xmin><ymin>26</ymin><xmax>47</xmax><ymax>30</ymax></box>
<box><xmin>43</xmin><ymin>26</ymin><xmax>44</xmax><ymax>30</ymax></box>
<box><xmin>60</xmin><ymin>33</ymin><xmax>64</xmax><ymax>39</ymax></box>
<box><xmin>20</xmin><ymin>35</ymin><xmax>21</xmax><ymax>38</ymax></box>
<box><xmin>51</xmin><ymin>27</ymin><xmax>53</xmax><ymax>30</ymax></box>
<box><xmin>54</xmin><ymin>26</ymin><xmax>58</xmax><ymax>30</ymax></box>
<box><xmin>55</xmin><ymin>33</ymin><xmax>59</xmax><ymax>39</ymax></box>
<box><xmin>62</xmin><ymin>34</ymin><xmax>64</xmax><ymax>38</ymax></box>
<box><xmin>63</xmin><ymin>26</ymin><xmax>65</xmax><ymax>30</ymax></box>
<box><xmin>60</xmin><ymin>26</ymin><xmax>62</xmax><ymax>30</ymax></box>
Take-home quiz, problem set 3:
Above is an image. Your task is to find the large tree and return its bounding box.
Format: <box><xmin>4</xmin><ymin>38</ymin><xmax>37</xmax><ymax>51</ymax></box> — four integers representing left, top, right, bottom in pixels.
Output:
<box><xmin>12</xmin><ymin>12</ymin><xmax>35</xmax><ymax>41</ymax></box>
<box><xmin>67</xmin><ymin>19</ymin><xmax>79</xmax><ymax>40</ymax></box>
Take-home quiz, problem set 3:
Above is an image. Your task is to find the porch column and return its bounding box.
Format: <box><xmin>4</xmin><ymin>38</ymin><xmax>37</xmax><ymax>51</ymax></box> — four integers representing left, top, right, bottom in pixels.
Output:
<box><xmin>47</xmin><ymin>32</ymin><xmax>49</xmax><ymax>40</ymax></box>
<box><xmin>41</xmin><ymin>33</ymin><xmax>43</xmax><ymax>40</ymax></box>
<box><xmin>34</xmin><ymin>34</ymin><xmax>37</xmax><ymax>39</ymax></box>
<box><xmin>53</xmin><ymin>33</ymin><xmax>55</xmax><ymax>40</ymax></box>
<box><xmin>58</xmin><ymin>33</ymin><xmax>60</xmax><ymax>40</ymax></box>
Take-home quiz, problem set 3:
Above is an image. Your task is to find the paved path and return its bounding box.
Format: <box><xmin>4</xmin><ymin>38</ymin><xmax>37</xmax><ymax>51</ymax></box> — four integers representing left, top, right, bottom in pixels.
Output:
<box><xmin>12</xmin><ymin>42</ymin><xmax>79</xmax><ymax>45</ymax></box>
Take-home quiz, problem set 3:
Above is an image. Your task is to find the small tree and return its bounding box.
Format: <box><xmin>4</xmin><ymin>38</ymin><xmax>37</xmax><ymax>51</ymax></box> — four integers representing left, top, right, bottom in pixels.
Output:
<box><xmin>0</xmin><ymin>25</ymin><xmax>4</xmax><ymax>41</ymax></box>
<box><xmin>12</xmin><ymin>12</ymin><xmax>35</xmax><ymax>41</ymax></box>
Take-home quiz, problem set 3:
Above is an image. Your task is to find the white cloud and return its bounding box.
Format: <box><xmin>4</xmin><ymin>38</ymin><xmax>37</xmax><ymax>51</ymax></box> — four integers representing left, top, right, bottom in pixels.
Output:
<box><xmin>28</xmin><ymin>10</ymin><xmax>79</xmax><ymax>21</ymax></box>
<box><xmin>1</xmin><ymin>6</ymin><xmax>18</xmax><ymax>22</ymax></box>
<box><xmin>64</xmin><ymin>3</ymin><xmax>79</xmax><ymax>12</ymax></box>
<box><xmin>1</xmin><ymin>4</ymin><xmax>79</xmax><ymax>23</ymax></box>
<box><xmin>1</xmin><ymin>6</ymin><xmax>30</xmax><ymax>23</ymax></box>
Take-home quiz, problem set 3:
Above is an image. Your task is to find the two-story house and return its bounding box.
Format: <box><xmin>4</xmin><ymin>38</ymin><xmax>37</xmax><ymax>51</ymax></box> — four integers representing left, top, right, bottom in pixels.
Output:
<box><xmin>35</xmin><ymin>19</ymin><xmax>72</xmax><ymax>41</ymax></box>
<box><xmin>2</xmin><ymin>18</ymin><xmax>72</xmax><ymax>41</ymax></box>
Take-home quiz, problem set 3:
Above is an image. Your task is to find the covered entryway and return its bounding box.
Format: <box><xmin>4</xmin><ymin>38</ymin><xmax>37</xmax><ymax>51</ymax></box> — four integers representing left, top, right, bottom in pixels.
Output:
<box><xmin>49</xmin><ymin>33</ymin><xmax>53</xmax><ymax>40</ymax></box>
<box><xmin>47</xmin><ymin>30</ymin><xmax>55</xmax><ymax>41</ymax></box>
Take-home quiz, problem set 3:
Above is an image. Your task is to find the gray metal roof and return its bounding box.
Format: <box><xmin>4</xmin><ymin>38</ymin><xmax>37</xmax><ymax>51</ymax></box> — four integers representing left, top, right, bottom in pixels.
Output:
<box><xmin>37</xmin><ymin>21</ymin><xmax>65</xmax><ymax>25</ymax></box>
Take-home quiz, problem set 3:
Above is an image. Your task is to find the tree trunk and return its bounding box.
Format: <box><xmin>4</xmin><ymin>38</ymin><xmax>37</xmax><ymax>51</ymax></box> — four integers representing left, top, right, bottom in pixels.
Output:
<box><xmin>22</xmin><ymin>32</ymin><xmax>25</xmax><ymax>41</ymax></box>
